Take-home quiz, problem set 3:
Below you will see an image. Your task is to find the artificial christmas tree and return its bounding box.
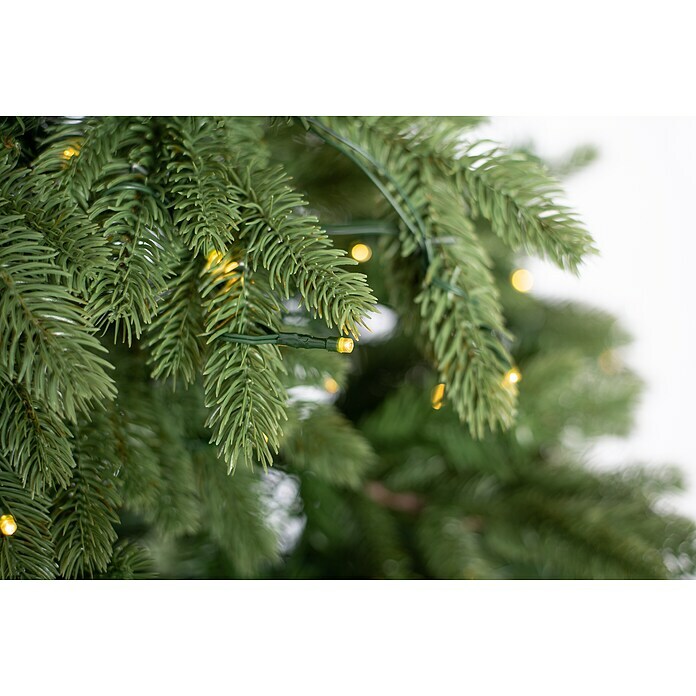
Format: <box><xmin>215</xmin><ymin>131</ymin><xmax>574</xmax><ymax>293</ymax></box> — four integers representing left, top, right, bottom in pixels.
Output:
<box><xmin>1</xmin><ymin>116</ymin><xmax>694</xmax><ymax>579</ymax></box>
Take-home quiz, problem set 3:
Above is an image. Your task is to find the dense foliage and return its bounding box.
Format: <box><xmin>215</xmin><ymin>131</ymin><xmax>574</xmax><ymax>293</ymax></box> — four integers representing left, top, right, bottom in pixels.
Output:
<box><xmin>1</xmin><ymin>116</ymin><xmax>693</xmax><ymax>579</ymax></box>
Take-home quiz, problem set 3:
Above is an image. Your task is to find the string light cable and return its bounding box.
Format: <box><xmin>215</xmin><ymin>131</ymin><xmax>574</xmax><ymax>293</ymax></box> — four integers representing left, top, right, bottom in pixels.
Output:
<box><xmin>220</xmin><ymin>329</ymin><xmax>354</xmax><ymax>354</ymax></box>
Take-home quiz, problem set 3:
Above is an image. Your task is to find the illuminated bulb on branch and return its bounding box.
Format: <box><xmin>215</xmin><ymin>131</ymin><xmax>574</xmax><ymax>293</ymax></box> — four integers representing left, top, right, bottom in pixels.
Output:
<box><xmin>206</xmin><ymin>250</ymin><xmax>241</xmax><ymax>292</ymax></box>
<box><xmin>350</xmin><ymin>243</ymin><xmax>372</xmax><ymax>263</ymax></box>
<box><xmin>336</xmin><ymin>338</ymin><xmax>354</xmax><ymax>354</ymax></box>
<box><xmin>502</xmin><ymin>367</ymin><xmax>522</xmax><ymax>389</ymax></box>
<box><xmin>324</xmin><ymin>377</ymin><xmax>340</xmax><ymax>394</ymax></box>
<box><xmin>431</xmin><ymin>383</ymin><xmax>445</xmax><ymax>410</ymax></box>
<box><xmin>0</xmin><ymin>514</ymin><xmax>17</xmax><ymax>536</ymax></box>
<box><xmin>598</xmin><ymin>349</ymin><xmax>621</xmax><ymax>375</ymax></box>
<box><xmin>206</xmin><ymin>250</ymin><xmax>239</xmax><ymax>276</ymax></box>
<box><xmin>510</xmin><ymin>269</ymin><xmax>534</xmax><ymax>293</ymax></box>
<box><xmin>63</xmin><ymin>146</ymin><xmax>79</xmax><ymax>160</ymax></box>
<box><xmin>206</xmin><ymin>250</ymin><xmax>224</xmax><ymax>268</ymax></box>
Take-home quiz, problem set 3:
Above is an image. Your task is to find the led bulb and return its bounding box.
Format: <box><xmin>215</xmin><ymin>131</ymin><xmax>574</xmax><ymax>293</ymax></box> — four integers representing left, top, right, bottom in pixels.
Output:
<box><xmin>350</xmin><ymin>243</ymin><xmax>372</xmax><ymax>263</ymax></box>
<box><xmin>510</xmin><ymin>269</ymin><xmax>534</xmax><ymax>293</ymax></box>
<box><xmin>598</xmin><ymin>349</ymin><xmax>621</xmax><ymax>375</ymax></box>
<box><xmin>206</xmin><ymin>250</ymin><xmax>224</xmax><ymax>268</ymax></box>
<box><xmin>324</xmin><ymin>377</ymin><xmax>340</xmax><ymax>394</ymax></box>
<box><xmin>502</xmin><ymin>367</ymin><xmax>522</xmax><ymax>389</ymax></box>
<box><xmin>0</xmin><ymin>514</ymin><xmax>17</xmax><ymax>536</ymax></box>
<box><xmin>63</xmin><ymin>146</ymin><xmax>79</xmax><ymax>160</ymax></box>
<box><xmin>431</xmin><ymin>382</ymin><xmax>445</xmax><ymax>410</ymax></box>
<box><xmin>207</xmin><ymin>250</ymin><xmax>241</xmax><ymax>284</ymax></box>
<box><xmin>336</xmin><ymin>337</ymin><xmax>354</xmax><ymax>354</ymax></box>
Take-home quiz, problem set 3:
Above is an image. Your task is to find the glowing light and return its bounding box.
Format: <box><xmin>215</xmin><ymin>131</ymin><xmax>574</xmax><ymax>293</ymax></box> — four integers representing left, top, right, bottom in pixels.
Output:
<box><xmin>62</xmin><ymin>146</ymin><xmax>79</xmax><ymax>160</ymax></box>
<box><xmin>598</xmin><ymin>349</ymin><xmax>621</xmax><ymax>375</ymax></box>
<box><xmin>350</xmin><ymin>243</ymin><xmax>372</xmax><ymax>263</ymax></box>
<box><xmin>510</xmin><ymin>269</ymin><xmax>534</xmax><ymax>293</ymax></box>
<box><xmin>431</xmin><ymin>382</ymin><xmax>445</xmax><ymax>410</ymax></box>
<box><xmin>206</xmin><ymin>250</ymin><xmax>240</xmax><ymax>281</ymax></box>
<box><xmin>336</xmin><ymin>338</ymin><xmax>354</xmax><ymax>354</ymax></box>
<box><xmin>206</xmin><ymin>250</ymin><xmax>224</xmax><ymax>268</ymax></box>
<box><xmin>0</xmin><ymin>514</ymin><xmax>17</xmax><ymax>536</ymax></box>
<box><xmin>324</xmin><ymin>377</ymin><xmax>340</xmax><ymax>394</ymax></box>
<box><xmin>502</xmin><ymin>367</ymin><xmax>522</xmax><ymax>389</ymax></box>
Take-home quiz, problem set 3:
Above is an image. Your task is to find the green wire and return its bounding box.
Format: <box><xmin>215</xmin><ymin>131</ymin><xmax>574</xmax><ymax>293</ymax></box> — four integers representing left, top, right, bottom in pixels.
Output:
<box><xmin>220</xmin><ymin>331</ymin><xmax>353</xmax><ymax>353</ymax></box>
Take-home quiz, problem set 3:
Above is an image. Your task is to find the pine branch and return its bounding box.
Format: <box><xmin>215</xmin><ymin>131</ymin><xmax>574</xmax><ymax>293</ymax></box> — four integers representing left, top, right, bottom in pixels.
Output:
<box><xmin>201</xmin><ymin>249</ymin><xmax>287</xmax><ymax>470</ymax></box>
<box><xmin>4</xmin><ymin>167</ymin><xmax>109</xmax><ymax>295</ymax></box>
<box><xmin>0</xmin><ymin>370</ymin><xmax>75</xmax><ymax>494</ymax></box>
<box><xmin>487</xmin><ymin>486</ymin><xmax>671</xmax><ymax>579</ymax></box>
<box><xmin>149</xmin><ymin>401</ymin><xmax>201</xmax><ymax>538</ymax></box>
<box><xmin>196</xmin><ymin>453</ymin><xmax>279</xmax><ymax>577</ymax></box>
<box><xmin>31</xmin><ymin>119</ymin><xmax>175</xmax><ymax>328</ymax></box>
<box><xmin>86</xmin><ymin>157</ymin><xmax>174</xmax><ymax>345</ymax></box>
<box><xmin>417</xmin><ymin>506</ymin><xmax>498</xmax><ymax>579</ymax></box>
<box><xmin>232</xmin><ymin>163</ymin><xmax>376</xmax><ymax>338</ymax></box>
<box><xmin>413</xmin><ymin>171</ymin><xmax>516</xmax><ymax>436</ymax></box>
<box><xmin>513</xmin><ymin>300</ymin><xmax>632</xmax><ymax>355</ymax></box>
<box><xmin>51</xmin><ymin>412</ymin><xmax>121</xmax><ymax>579</ymax></box>
<box><xmin>116</xmin><ymin>380</ymin><xmax>201</xmax><ymax>538</ymax></box>
<box><xmin>107</xmin><ymin>396</ymin><xmax>162</xmax><ymax>516</ymax></box>
<box><xmin>349</xmin><ymin>116</ymin><xmax>485</xmax><ymax>159</ymax></box>
<box><xmin>351</xmin><ymin>494</ymin><xmax>416</xmax><ymax>578</ymax></box>
<box><xmin>1</xmin><ymin>117</ymin><xmax>45</xmax><ymax>156</ymax></box>
<box><xmin>312</xmin><ymin>118</ymin><xmax>515</xmax><ymax>435</ymax></box>
<box><xmin>295</xmin><ymin>474</ymin><xmax>356</xmax><ymax>554</ymax></box>
<box><xmin>360</xmin><ymin>379</ymin><xmax>690</xmax><ymax>579</ymax></box>
<box><xmin>0</xmin><ymin>455</ymin><xmax>56</xmax><ymax>579</ymax></box>
<box><xmin>306</xmin><ymin>117</ymin><xmax>429</xmax><ymax>256</ymax></box>
<box><xmin>143</xmin><ymin>251</ymin><xmax>206</xmax><ymax>386</ymax></box>
<box><xmin>281</xmin><ymin>405</ymin><xmax>376</xmax><ymax>488</ymax></box>
<box><xmin>456</xmin><ymin>144</ymin><xmax>597</xmax><ymax>271</ymax></box>
<box><xmin>0</xmin><ymin>201</ymin><xmax>115</xmax><ymax>420</ymax></box>
<box><xmin>160</xmin><ymin>117</ymin><xmax>242</xmax><ymax>256</ymax></box>
<box><xmin>361</xmin><ymin>383</ymin><xmax>436</xmax><ymax>451</ymax></box>
<box><xmin>98</xmin><ymin>540</ymin><xmax>156</xmax><ymax>579</ymax></box>
<box><xmin>33</xmin><ymin>117</ymin><xmax>130</xmax><ymax>208</ymax></box>
<box><xmin>519</xmin><ymin>348</ymin><xmax>642</xmax><ymax>440</ymax></box>
<box><xmin>220</xmin><ymin>117</ymin><xmax>271</xmax><ymax>167</ymax></box>
<box><xmin>319</xmin><ymin>118</ymin><xmax>596</xmax><ymax>273</ymax></box>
